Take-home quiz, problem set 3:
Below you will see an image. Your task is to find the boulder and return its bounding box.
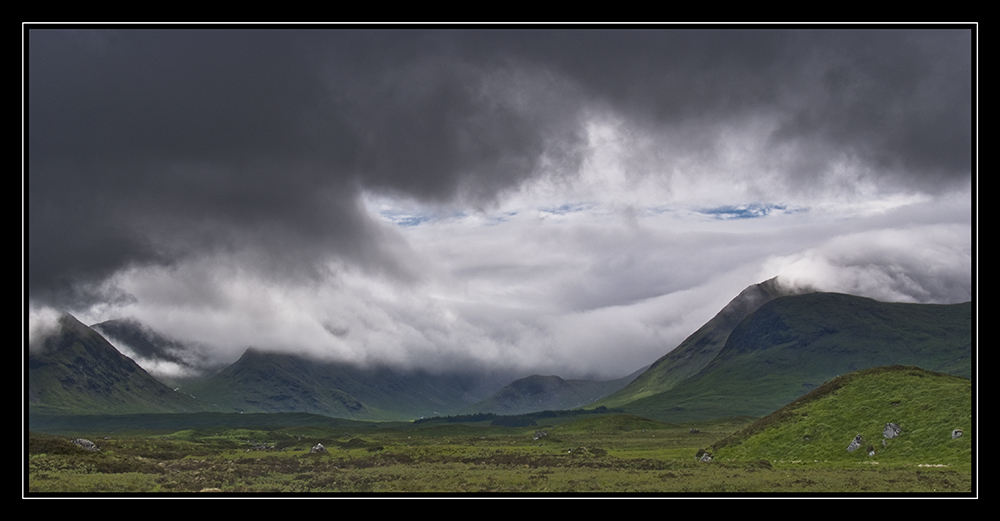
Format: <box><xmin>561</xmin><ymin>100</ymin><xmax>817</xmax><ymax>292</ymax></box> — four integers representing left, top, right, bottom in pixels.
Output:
<box><xmin>695</xmin><ymin>448</ymin><xmax>712</xmax><ymax>462</ymax></box>
<box><xmin>71</xmin><ymin>438</ymin><xmax>100</xmax><ymax>452</ymax></box>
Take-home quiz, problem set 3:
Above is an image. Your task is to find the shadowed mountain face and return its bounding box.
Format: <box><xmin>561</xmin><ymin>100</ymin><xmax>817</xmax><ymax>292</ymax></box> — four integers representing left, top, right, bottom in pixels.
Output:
<box><xmin>466</xmin><ymin>371</ymin><xmax>640</xmax><ymax>416</ymax></box>
<box><xmin>180</xmin><ymin>348</ymin><xmax>519</xmax><ymax>421</ymax></box>
<box><xmin>710</xmin><ymin>293</ymin><xmax>972</xmax><ymax>377</ymax></box>
<box><xmin>28</xmin><ymin>314</ymin><xmax>204</xmax><ymax>415</ymax></box>
<box><xmin>91</xmin><ymin>318</ymin><xmax>215</xmax><ymax>387</ymax></box>
<box><xmin>91</xmin><ymin>318</ymin><xmax>188</xmax><ymax>365</ymax></box>
<box><xmin>613</xmin><ymin>292</ymin><xmax>972</xmax><ymax>422</ymax></box>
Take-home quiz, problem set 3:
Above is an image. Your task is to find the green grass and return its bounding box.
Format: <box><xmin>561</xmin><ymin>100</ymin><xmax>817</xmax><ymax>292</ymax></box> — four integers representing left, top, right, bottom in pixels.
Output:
<box><xmin>26</xmin><ymin>407</ymin><xmax>973</xmax><ymax>494</ymax></box>
<box><xmin>711</xmin><ymin>366</ymin><xmax>972</xmax><ymax>470</ymax></box>
<box><xmin>25</xmin><ymin>364</ymin><xmax>974</xmax><ymax>495</ymax></box>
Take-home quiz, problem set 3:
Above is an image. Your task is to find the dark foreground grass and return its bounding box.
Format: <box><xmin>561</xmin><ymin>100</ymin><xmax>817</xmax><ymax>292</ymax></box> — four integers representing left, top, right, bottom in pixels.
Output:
<box><xmin>26</xmin><ymin>415</ymin><xmax>972</xmax><ymax>495</ymax></box>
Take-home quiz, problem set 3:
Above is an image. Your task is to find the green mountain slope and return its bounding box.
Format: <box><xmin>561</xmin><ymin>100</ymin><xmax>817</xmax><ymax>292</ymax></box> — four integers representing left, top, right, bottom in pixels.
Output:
<box><xmin>597</xmin><ymin>278</ymin><xmax>806</xmax><ymax>408</ymax></box>
<box><xmin>181</xmin><ymin>348</ymin><xmax>509</xmax><ymax>420</ymax></box>
<box><xmin>710</xmin><ymin>366</ymin><xmax>972</xmax><ymax>468</ymax></box>
<box><xmin>466</xmin><ymin>372</ymin><xmax>636</xmax><ymax>416</ymax></box>
<box><xmin>27</xmin><ymin>314</ymin><xmax>205</xmax><ymax>415</ymax></box>
<box><xmin>618</xmin><ymin>294</ymin><xmax>971</xmax><ymax>421</ymax></box>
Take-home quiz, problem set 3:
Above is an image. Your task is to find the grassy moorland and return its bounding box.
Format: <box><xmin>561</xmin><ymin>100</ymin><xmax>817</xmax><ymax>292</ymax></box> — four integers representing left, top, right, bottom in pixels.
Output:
<box><xmin>27</xmin><ymin>410</ymin><xmax>972</xmax><ymax>494</ymax></box>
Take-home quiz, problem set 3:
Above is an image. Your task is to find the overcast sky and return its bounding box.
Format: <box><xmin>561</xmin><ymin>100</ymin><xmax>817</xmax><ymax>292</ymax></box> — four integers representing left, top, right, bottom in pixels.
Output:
<box><xmin>26</xmin><ymin>27</ymin><xmax>975</xmax><ymax>379</ymax></box>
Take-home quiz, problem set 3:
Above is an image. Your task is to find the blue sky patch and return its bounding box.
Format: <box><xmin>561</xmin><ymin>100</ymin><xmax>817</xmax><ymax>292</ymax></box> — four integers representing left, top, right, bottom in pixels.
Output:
<box><xmin>541</xmin><ymin>203</ymin><xmax>595</xmax><ymax>215</ymax></box>
<box><xmin>698</xmin><ymin>203</ymin><xmax>800</xmax><ymax>220</ymax></box>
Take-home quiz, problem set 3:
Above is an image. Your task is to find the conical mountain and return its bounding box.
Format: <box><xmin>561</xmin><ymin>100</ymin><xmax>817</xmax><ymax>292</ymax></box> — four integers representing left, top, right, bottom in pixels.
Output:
<box><xmin>617</xmin><ymin>292</ymin><xmax>972</xmax><ymax>421</ymax></box>
<box><xmin>597</xmin><ymin>277</ymin><xmax>807</xmax><ymax>408</ymax></box>
<box><xmin>27</xmin><ymin>314</ymin><xmax>205</xmax><ymax>415</ymax></box>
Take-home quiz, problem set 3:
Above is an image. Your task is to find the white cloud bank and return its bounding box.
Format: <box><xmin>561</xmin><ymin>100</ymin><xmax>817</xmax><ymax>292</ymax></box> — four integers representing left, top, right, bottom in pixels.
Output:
<box><xmin>28</xmin><ymin>50</ymin><xmax>973</xmax><ymax>380</ymax></box>
<box><xmin>40</xmin><ymin>171</ymin><xmax>970</xmax><ymax>380</ymax></box>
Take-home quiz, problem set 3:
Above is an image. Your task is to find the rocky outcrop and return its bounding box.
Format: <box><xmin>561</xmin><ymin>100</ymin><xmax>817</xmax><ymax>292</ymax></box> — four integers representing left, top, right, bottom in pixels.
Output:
<box><xmin>71</xmin><ymin>438</ymin><xmax>100</xmax><ymax>452</ymax></box>
<box><xmin>695</xmin><ymin>448</ymin><xmax>712</xmax><ymax>462</ymax></box>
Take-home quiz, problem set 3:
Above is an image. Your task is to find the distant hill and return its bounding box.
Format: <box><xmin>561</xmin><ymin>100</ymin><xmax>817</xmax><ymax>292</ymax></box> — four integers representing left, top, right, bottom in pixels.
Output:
<box><xmin>710</xmin><ymin>365</ymin><xmax>972</xmax><ymax>468</ymax></box>
<box><xmin>180</xmin><ymin>348</ymin><xmax>516</xmax><ymax>420</ymax></box>
<box><xmin>609</xmin><ymin>292</ymin><xmax>971</xmax><ymax>422</ymax></box>
<box><xmin>466</xmin><ymin>371</ymin><xmax>639</xmax><ymax>416</ymax></box>
<box><xmin>27</xmin><ymin>314</ymin><xmax>205</xmax><ymax>415</ymax></box>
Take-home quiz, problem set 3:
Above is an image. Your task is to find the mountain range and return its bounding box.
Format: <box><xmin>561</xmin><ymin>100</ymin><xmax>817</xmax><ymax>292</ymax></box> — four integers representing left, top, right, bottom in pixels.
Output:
<box><xmin>180</xmin><ymin>347</ymin><xmax>519</xmax><ymax>420</ymax></box>
<box><xmin>26</xmin><ymin>279</ymin><xmax>973</xmax><ymax>423</ymax></box>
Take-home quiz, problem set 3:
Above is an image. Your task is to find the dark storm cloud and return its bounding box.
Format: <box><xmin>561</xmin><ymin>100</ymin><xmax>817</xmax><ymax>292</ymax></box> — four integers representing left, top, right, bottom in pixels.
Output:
<box><xmin>26</xmin><ymin>29</ymin><xmax>585</xmax><ymax>306</ymax></box>
<box><xmin>27</xmin><ymin>27</ymin><xmax>973</xmax><ymax>308</ymax></box>
<box><xmin>457</xmin><ymin>29</ymin><xmax>971</xmax><ymax>173</ymax></box>
<box><xmin>763</xmin><ymin>30</ymin><xmax>973</xmax><ymax>188</ymax></box>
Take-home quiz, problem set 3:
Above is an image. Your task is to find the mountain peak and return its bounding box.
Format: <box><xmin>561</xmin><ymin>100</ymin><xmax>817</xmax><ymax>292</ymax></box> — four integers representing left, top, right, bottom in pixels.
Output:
<box><xmin>718</xmin><ymin>277</ymin><xmax>813</xmax><ymax>323</ymax></box>
<box><xmin>28</xmin><ymin>314</ymin><xmax>205</xmax><ymax>414</ymax></box>
<box><xmin>594</xmin><ymin>278</ymin><xmax>815</xmax><ymax>409</ymax></box>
